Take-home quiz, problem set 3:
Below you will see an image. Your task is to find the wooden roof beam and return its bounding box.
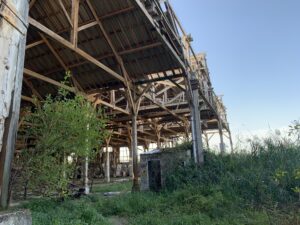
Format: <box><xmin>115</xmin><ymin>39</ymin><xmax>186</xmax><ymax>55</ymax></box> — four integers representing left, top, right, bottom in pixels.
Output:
<box><xmin>78</xmin><ymin>6</ymin><xmax>135</xmax><ymax>32</ymax></box>
<box><xmin>58</xmin><ymin>0</ymin><xmax>73</xmax><ymax>28</ymax></box>
<box><xmin>85</xmin><ymin>0</ymin><xmax>134</xmax><ymax>106</ymax></box>
<box><xmin>28</xmin><ymin>17</ymin><xmax>125</xmax><ymax>83</ymax></box>
<box><xmin>23</xmin><ymin>69</ymin><xmax>129</xmax><ymax>115</ymax></box>
<box><xmin>23</xmin><ymin>78</ymin><xmax>43</xmax><ymax>100</ymax></box>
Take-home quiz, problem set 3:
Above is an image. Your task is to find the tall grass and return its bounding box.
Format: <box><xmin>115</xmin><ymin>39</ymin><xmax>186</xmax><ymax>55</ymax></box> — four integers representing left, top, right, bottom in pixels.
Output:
<box><xmin>22</xmin><ymin>136</ymin><xmax>300</xmax><ymax>225</ymax></box>
<box><xmin>166</xmin><ymin>138</ymin><xmax>300</xmax><ymax>207</ymax></box>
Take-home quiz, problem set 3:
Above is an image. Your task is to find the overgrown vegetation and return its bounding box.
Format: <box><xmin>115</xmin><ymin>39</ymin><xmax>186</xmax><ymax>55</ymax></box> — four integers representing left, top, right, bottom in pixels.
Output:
<box><xmin>20</xmin><ymin>122</ymin><xmax>300</xmax><ymax>225</ymax></box>
<box><xmin>14</xmin><ymin>75</ymin><xmax>108</xmax><ymax>198</ymax></box>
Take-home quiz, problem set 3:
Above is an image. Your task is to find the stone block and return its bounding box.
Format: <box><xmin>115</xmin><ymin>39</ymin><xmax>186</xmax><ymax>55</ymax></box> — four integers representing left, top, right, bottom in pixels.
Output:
<box><xmin>0</xmin><ymin>210</ymin><xmax>32</xmax><ymax>225</ymax></box>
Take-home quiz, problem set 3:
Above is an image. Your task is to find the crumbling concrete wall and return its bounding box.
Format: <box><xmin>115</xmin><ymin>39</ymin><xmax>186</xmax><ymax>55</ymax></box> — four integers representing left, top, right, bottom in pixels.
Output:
<box><xmin>0</xmin><ymin>210</ymin><xmax>32</xmax><ymax>225</ymax></box>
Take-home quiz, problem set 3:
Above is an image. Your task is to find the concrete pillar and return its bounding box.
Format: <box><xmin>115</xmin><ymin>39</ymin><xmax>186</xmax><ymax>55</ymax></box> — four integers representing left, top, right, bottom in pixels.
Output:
<box><xmin>190</xmin><ymin>78</ymin><xmax>204</xmax><ymax>164</ymax></box>
<box><xmin>0</xmin><ymin>0</ymin><xmax>29</xmax><ymax>208</ymax></box>
<box><xmin>131</xmin><ymin>113</ymin><xmax>140</xmax><ymax>191</ymax></box>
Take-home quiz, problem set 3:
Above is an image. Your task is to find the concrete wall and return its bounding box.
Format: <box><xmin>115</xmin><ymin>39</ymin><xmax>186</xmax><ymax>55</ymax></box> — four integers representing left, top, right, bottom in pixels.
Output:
<box><xmin>0</xmin><ymin>210</ymin><xmax>32</xmax><ymax>225</ymax></box>
<box><xmin>140</xmin><ymin>150</ymin><xmax>191</xmax><ymax>191</ymax></box>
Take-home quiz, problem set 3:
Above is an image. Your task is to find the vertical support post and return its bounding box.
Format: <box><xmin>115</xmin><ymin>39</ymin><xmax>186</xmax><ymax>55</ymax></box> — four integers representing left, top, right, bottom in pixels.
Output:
<box><xmin>0</xmin><ymin>0</ymin><xmax>29</xmax><ymax>208</ymax></box>
<box><xmin>155</xmin><ymin>125</ymin><xmax>162</xmax><ymax>149</ymax></box>
<box><xmin>105</xmin><ymin>144</ymin><xmax>110</xmax><ymax>183</ymax></box>
<box><xmin>84</xmin><ymin>157</ymin><xmax>89</xmax><ymax>194</ymax></box>
<box><xmin>84</xmin><ymin>123</ymin><xmax>90</xmax><ymax>194</ymax></box>
<box><xmin>218</xmin><ymin>119</ymin><xmax>225</xmax><ymax>154</ymax></box>
<box><xmin>204</xmin><ymin>132</ymin><xmax>210</xmax><ymax>150</ymax></box>
<box><xmin>71</xmin><ymin>0</ymin><xmax>79</xmax><ymax>47</ymax></box>
<box><xmin>190</xmin><ymin>77</ymin><xmax>204</xmax><ymax>164</ymax></box>
<box><xmin>131</xmin><ymin>113</ymin><xmax>139</xmax><ymax>192</ymax></box>
<box><xmin>184</xmin><ymin>121</ymin><xmax>190</xmax><ymax>142</ymax></box>
<box><xmin>228</xmin><ymin>130</ymin><xmax>234</xmax><ymax>153</ymax></box>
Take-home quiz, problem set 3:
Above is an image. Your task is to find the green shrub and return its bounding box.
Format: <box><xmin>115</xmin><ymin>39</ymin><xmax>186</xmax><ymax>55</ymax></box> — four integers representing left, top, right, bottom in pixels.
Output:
<box><xmin>166</xmin><ymin>140</ymin><xmax>300</xmax><ymax>207</ymax></box>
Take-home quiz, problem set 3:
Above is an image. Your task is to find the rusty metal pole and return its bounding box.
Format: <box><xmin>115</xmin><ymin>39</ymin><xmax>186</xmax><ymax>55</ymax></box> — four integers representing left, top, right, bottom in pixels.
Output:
<box><xmin>0</xmin><ymin>0</ymin><xmax>29</xmax><ymax>208</ymax></box>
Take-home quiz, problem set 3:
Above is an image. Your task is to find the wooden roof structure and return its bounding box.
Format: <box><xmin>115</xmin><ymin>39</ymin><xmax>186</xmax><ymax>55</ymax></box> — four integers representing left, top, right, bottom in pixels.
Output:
<box><xmin>19</xmin><ymin>0</ymin><xmax>231</xmax><ymax>148</ymax></box>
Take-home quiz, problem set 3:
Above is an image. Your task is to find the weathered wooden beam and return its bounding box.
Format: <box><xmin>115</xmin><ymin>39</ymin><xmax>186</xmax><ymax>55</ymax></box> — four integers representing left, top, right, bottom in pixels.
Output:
<box><xmin>58</xmin><ymin>0</ymin><xmax>73</xmax><ymax>28</ymax></box>
<box><xmin>134</xmin><ymin>74</ymin><xmax>183</xmax><ymax>85</ymax></box>
<box><xmin>28</xmin><ymin>17</ymin><xmax>125</xmax><ymax>83</ymax></box>
<box><xmin>70</xmin><ymin>0</ymin><xmax>79</xmax><ymax>47</ymax></box>
<box><xmin>0</xmin><ymin>0</ymin><xmax>29</xmax><ymax>208</ymax></box>
<box><xmin>29</xmin><ymin>0</ymin><xmax>37</xmax><ymax>10</ymax></box>
<box><xmin>85</xmin><ymin>0</ymin><xmax>134</xmax><ymax>106</ymax></box>
<box><xmin>78</xmin><ymin>6</ymin><xmax>135</xmax><ymax>32</ymax></box>
<box><xmin>23</xmin><ymin>68</ymin><xmax>75</xmax><ymax>93</ymax></box>
<box><xmin>23</xmin><ymin>69</ymin><xmax>129</xmax><ymax>115</ymax></box>
<box><xmin>143</xmin><ymin>93</ymin><xmax>187</xmax><ymax>123</ymax></box>
<box><xmin>21</xmin><ymin>95</ymin><xmax>36</xmax><ymax>104</ymax></box>
<box><xmin>26</xmin><ymin>39</ymin><xmax>44</xmax><ymax>49</ymax></box>
<box><xmin>39</xmin><ymin>33</ymin><xmax>68</xmax><ymax>70</ymax></box>
<box><xmin>23</xmin><ymin>77</ymin><xmax>43</xmax><ymax>100</ymax></box>
<box><xmin>91</xmin><ymin>97</ymin><xmax>130</xmax><ymax>115</ymax></box>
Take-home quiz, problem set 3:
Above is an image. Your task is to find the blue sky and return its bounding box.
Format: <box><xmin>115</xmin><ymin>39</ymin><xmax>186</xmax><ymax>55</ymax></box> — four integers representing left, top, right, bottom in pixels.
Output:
<box><xmin>171</xmin><ymin>0</ymin><xmax>300</xmax><ymax>136</ymax></box>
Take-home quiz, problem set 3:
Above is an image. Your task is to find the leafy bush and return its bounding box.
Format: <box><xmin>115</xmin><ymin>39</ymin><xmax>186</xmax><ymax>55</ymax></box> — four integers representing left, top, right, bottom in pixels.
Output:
<box><xmin>15</xmin><ymin>76</ymin><xmax>108</xmax><ymax>198</ymax></box>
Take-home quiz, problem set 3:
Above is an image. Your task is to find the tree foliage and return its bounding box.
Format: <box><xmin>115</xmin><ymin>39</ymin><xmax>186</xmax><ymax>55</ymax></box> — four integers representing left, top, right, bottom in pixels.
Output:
<box><xmin>18</xmin><ymin>79</ymin><xmax>108</xmax><ymax>197</ymax></box>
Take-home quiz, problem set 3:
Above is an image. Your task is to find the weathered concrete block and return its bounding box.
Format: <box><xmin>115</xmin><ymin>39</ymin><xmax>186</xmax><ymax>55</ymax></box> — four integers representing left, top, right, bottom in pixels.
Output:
<box><xmin>140</xmin><ymin>149</ymin><xmax>191</xmax><ymax>191</ymax></box>
<box><xmin>0</xmin><ymin>210</ymin><xmax>32</xmax><ymax>225</ymax></box>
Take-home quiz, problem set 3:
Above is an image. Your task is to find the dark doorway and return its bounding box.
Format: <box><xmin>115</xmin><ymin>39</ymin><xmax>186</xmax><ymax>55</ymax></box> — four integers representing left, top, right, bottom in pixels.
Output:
<box><xmin>148</xmin><ymin>160</ymin><xmax>162</xmax><ymax>192</ymax></box>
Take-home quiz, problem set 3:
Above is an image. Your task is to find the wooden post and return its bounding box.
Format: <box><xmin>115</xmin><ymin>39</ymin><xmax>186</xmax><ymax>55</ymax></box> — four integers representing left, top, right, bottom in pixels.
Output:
<box><xmin>204</xmin><ymin>132</ymin><xmax>210</xmax><ymax>150</ymax></box>
<box><xmin>105</xmin><ymin>135</ymin><xmax>112</xmax><ymax>183</ymax></box>
<box><xmin>228</xmin><ymin>130</ymin><xmax>234</xmax><ymax>154</ymax></box>
<box><xmin>131</xmin><ymin>112</ymin><xmax>139</xmax><ymax>192</ymax></box>
<box><xmin>190</xmin><ymin>78</ymin><xmax>204</xmax><ymax>164</ymax></box>
<box><xmin>0</xmin><ymin>0</ymin><xmax>29</xmax><ymax>208</ymax></box>
<box><xmin>218</xmin><ymin>120</ymin><xmax>225</xmax><ymax>154</ymax></box>
<box><xmin>84</xmin><ymin>123</ymin><xmax>90</xmax><ymax>194</ymax></box>
<box><xmin>106</xmin><ymin>145</ymin><xmax>110</xmax><ymax>183</ymax></box>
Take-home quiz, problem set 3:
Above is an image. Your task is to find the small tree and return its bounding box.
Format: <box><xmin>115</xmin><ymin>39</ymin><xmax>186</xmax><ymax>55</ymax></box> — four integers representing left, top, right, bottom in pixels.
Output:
<box><xmin>18</xmin><ymin>81</ymin><xmax>107</xmax><ymax>198</ymax></box>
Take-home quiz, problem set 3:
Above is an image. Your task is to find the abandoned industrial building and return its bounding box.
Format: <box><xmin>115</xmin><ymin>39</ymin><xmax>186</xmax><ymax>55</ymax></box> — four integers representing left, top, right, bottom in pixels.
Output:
<box><xmin>0</xmin><ymin>0</ymin><xmax>233</xmax><ymax>212</ymax></box>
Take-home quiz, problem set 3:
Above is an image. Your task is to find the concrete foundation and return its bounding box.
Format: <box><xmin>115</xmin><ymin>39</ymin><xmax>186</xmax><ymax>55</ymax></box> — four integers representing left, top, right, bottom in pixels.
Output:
<box><xmin>0</xmin><ymin>210</ymin><xmax>32</xmax><ymax>225</ymax></box>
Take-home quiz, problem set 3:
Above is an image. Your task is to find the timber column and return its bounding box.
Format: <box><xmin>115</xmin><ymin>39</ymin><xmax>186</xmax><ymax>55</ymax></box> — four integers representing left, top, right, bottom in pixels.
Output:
<box><xmin>0</xmin><ymin>0</ymin><xmax>29</xmax><ymax>208</ymax></box>
<box><xmin>131</xmin><ymin>112</ymin><xmax>139</xmax><ymax>191</ymax></box>
<box><xmin>218</xmin><ymin>119</ymin><xmax>226</xmax><ymax>154</ymax></box>
<box><xmin>190</xmin><ymin>77</ymin><xmax>204</xmax><ymax>164</ymax></box>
